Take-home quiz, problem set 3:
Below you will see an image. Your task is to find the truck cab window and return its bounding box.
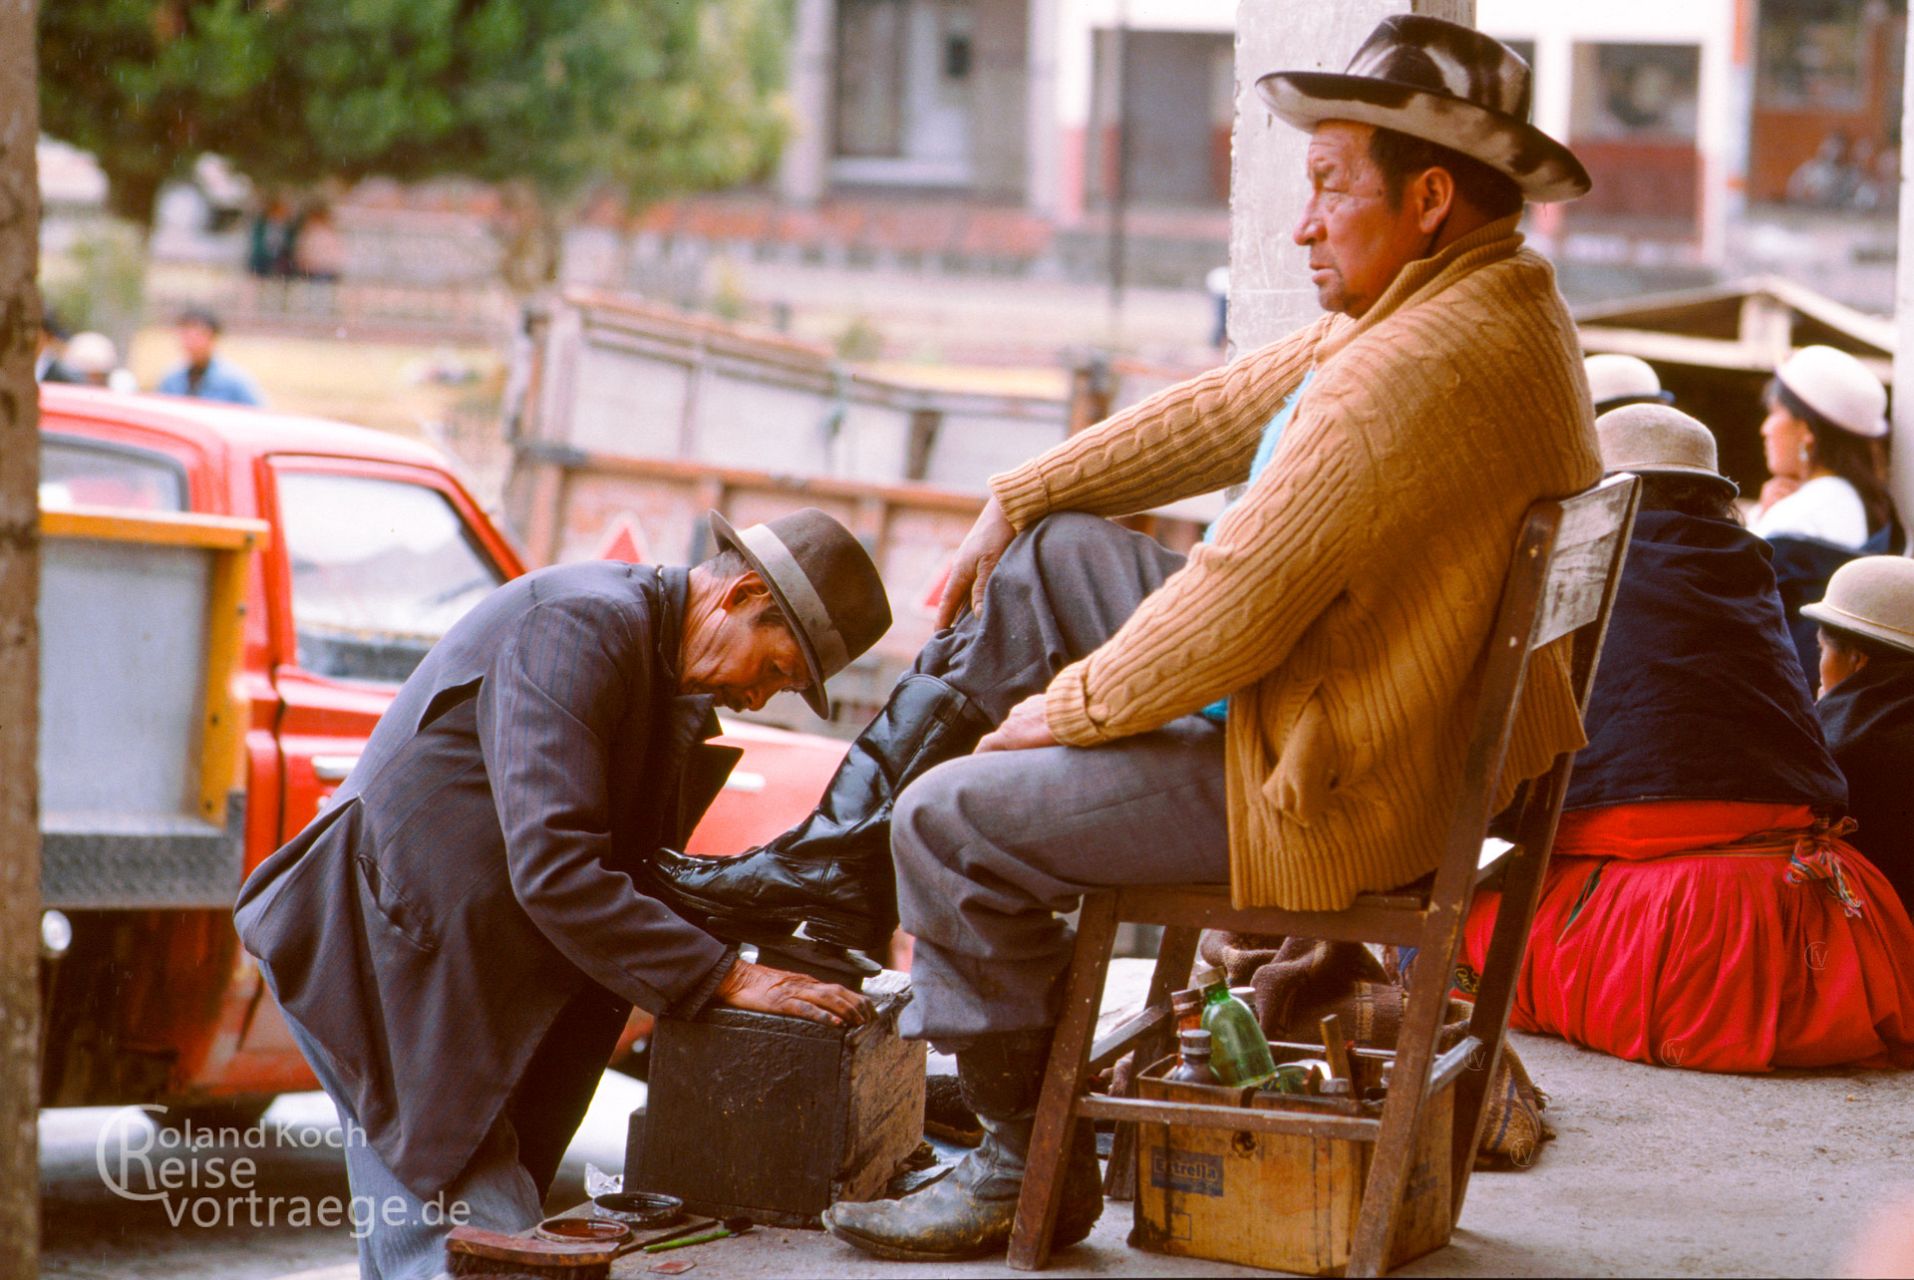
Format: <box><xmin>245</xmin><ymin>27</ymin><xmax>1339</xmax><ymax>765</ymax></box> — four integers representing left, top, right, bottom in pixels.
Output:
<box><xmin>274</xmin><ymin>470</ymin><xmax>504</xmax><ymax>684</ymax></box>
<box><xmin>40</xmin><ymin>437</ymin><xmax>188</xmax><ymax>511</ymax></box>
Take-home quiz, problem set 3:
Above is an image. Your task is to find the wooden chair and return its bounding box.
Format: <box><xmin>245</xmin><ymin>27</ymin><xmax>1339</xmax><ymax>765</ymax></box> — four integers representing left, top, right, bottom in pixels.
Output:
<box><xmin>1007</xmin><ymin>474</ymin><xmax>1642</xmax><ymax>1276</ymax></box>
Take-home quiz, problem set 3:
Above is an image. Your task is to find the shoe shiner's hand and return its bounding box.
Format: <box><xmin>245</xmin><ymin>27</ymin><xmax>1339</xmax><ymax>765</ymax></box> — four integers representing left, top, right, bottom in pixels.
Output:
<box><xmin>936</xmin><ymin>495</ymin><xmax>1017</xmax><ymax>629</ymax></box>
<box><xmin>976</xmin><ymin>691</ymin><xmax>1058</xmax><ymax>754</ymax></box>
<box><xmin>715</xmin><ymin>959</ymin><xmax>875</xmax><ymax>1027</ymax></box>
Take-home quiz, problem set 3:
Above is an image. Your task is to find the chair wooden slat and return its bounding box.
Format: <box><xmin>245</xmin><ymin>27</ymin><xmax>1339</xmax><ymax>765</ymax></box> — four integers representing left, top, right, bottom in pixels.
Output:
<box><xmin>1109</xmin><ymin>884</ymin><xmax>1428</xmax><ymax>948</ymax></box>
<box><xmin>1077</xmin><ymin>1094</ymin><xmax>1382</xmax><ymax>1142</ymax></box>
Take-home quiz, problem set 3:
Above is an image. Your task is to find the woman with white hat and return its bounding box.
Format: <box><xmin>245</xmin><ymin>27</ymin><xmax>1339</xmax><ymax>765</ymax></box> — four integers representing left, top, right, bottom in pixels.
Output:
<box><xmin>1752</xmin><ymin>344</ymin><xmax>1894</xmax><ymax>549</ymax></box>
<box><xmin>1806</xmin><ymin>556</ymin><xmax>1914</xmax><ymax>911</ymax></box>
<box><xmin>1461</xmin><ymin>404</ymin><xmax>1914</xmax><ymax>1071</ymax></box>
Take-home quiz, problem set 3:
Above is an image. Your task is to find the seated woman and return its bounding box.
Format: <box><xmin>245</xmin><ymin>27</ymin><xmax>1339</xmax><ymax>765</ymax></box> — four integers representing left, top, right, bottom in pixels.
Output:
<box><xmin>1462</xmin><ymin>404</ymin><xmax>1914</xmax><ymax>1072</ymax></box>
<box><xmin>1752</xmin><ymin>345</ymin><xmax>1893</xmax><ymax>550</ymax></box>
<box><xmin>1754</xmin><ymin>345</ymin><xmax>1902</xmax><ymax>678</ymax></box>
<box><xmin>1806</xmin><ymin>557</ymin><xmax>1914</xmax><ymax>913</ymax></box>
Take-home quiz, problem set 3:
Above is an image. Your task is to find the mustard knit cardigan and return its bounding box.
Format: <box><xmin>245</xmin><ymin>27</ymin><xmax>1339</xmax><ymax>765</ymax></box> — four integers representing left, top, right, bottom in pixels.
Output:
<box><xmin>991</xmin><ymin>216</ymin><xmax>1603</xmax><ymax>910</ymax></box>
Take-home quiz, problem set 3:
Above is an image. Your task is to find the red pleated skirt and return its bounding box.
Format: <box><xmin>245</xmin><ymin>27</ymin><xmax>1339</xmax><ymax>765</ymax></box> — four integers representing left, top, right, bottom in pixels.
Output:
<box><xmin>1463</xmin><ymin>800</ymin><xmax>1914</xmax><ymax>1072</ymax></box>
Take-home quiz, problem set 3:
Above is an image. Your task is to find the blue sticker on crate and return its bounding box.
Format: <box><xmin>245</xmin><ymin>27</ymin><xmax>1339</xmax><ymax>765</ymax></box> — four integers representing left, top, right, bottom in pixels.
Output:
<box><xmin>1149</xmin><ymin>1148</ymin><xmax>1225</xmax><ymax>1197</ymax></box>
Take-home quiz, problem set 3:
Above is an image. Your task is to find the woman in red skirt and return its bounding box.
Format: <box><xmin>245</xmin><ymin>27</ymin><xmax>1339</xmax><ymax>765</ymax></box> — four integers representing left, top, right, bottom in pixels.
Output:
<box><xmin>1462</xmin><ymin>404</ymin><xmax>1914</xmax><ymax>1071</ymax></box>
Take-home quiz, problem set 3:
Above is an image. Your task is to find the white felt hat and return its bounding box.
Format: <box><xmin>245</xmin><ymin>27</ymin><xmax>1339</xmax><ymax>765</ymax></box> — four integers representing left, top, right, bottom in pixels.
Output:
<box><xmin>1596</xmin><ymin>404</ymin><xmax>1737</xmax><ymax>497</ymax></box>
<box><xmin>1585</xmin><ymin>354</ymin><xmax>1672</xmax><ymax>413</ymax></box>
<box><xmin>63</xmin><ymin>331</ymin><xmax>118</xmax><ymax>376</ymax></box>
<box><xmin>1802</xmin><ymin>556</ymin><xmax>1914</xmax><ymax>656</ymax></box>
<box><xmin>1775</xmin><ymin>345</ymin><xmax>1889</xmax><ymax>440</ymax></box>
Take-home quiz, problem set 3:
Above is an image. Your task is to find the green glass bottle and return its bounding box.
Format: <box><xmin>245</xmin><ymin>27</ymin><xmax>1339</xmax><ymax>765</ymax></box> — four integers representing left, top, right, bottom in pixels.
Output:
<box><xmin>1190</xmin><ymin>965</ymin><xmax>1277</xmax><ymax>1086</ymax></box>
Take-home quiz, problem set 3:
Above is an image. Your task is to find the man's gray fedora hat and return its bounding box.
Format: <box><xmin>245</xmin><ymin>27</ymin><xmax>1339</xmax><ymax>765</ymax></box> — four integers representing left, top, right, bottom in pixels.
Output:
<box><xmin>1596</xmin><ymin>403</ymin><xmax>1739</xmax><ymax>499</ymax></box>
<box><xmin>709</xmin><ymin>508</ymin><xmax>891</xmax><ymax>718</ymax></box>
<box><xmin>1255</xmin><ymin>15</ymin><xmax>1591</xmax><ymax>203</ymax></box>
<box><xmin>1802</xmin><ymin>556</ymin><xmax>1914</xmax><ymax>658</ymax></box>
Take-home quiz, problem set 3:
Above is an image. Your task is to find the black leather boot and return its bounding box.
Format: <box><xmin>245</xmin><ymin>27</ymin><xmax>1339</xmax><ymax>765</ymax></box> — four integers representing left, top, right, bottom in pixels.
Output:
<box><xmin>821</xmin><ymin>1030</ymin><xmax>1103</xmax><ymax>1262</ymax></box>
<box><xmin>650</xmin><ymin>673</ymin><xmax>989</xmax><ymax>954</ymax></box>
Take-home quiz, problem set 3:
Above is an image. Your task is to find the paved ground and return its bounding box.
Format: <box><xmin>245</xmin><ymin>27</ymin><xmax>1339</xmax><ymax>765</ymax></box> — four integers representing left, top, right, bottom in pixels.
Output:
<box><xmin>40</xmin><ymin>960</ymin><xmax>1914</xmax><ymax>1278</ymax></box>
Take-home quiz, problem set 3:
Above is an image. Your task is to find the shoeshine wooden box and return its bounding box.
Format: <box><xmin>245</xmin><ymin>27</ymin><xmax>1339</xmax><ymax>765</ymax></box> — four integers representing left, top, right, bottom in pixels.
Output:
<box><xmin>1133</xmin><ymin>1044</ymin><xmax>1452</xmax><ymax>1276</ymax></box>
<box><xmin>623</xmin><ymin>973</ymin><xmax>924</xmax><ymax>1228</ymax></box>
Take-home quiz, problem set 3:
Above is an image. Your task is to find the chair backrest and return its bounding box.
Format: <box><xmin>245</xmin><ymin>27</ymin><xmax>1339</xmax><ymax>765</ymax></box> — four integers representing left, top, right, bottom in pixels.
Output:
<box><xmin>1429</xmin><ymin>473</ymin><xmax>1641</xmax><ymax>905</ymax></box>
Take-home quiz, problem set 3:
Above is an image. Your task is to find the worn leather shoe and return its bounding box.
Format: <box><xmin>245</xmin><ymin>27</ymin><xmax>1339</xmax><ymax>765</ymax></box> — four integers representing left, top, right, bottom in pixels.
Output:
<box><xmin>651</xmin><ymin>673</ymin><xmax>988</xmax><ymax>953</ymax></box>
<box><xmin>822</xmin><ymin>1029</ymin><xmax>1102</xmax><ymax>1262</ymax></box>
<box><xmin>821</xmin><ymin>1116</ymin><xmax>1102</xmax><ymax>1262</ymax></box>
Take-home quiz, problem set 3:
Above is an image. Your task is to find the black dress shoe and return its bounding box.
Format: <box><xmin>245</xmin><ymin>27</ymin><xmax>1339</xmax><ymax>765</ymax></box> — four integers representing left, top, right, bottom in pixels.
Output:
<box><xmin>651</xmin><ymin>674</ymin><xmax>989</xmax><ymax>954</ymax></box>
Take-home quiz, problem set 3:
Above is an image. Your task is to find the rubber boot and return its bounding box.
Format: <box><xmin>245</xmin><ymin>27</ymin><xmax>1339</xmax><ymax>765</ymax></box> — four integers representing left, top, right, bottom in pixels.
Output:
<box><xmin>650</xmin><ymin>673</ymin><xmax>989</xmax><ymax>953</ymax></box>
<box><xmin>820</xmin><ymin>1031</ymin><xmax>1104</xmax><ymax>1262</ymax></box>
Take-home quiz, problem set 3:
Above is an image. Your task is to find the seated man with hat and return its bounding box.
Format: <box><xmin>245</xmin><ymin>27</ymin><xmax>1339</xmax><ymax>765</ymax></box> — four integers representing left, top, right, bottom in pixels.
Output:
<box><xmin>1462</xmin><ymin>405</ymin><xmax>1914</xmax><ymax>1072</ymax></box>
<box><xmin>666</xmin><ymin>17</ymin><xmax>1607</xmax><ymax>1255</ymax></box>
<box><xmin>235</xmin><ymin>509</ymin><xmax>887</xmax><ymax>1280</ymax></box>
<box><xmin>1809</xmin><ymin>556</ymin><xmax>1914</xmax><ymax>912</ymax></box>
<box><xmin>658</xmin><ymin>16</ymin><xmax>1604</xmax><ymax>1260</ymax></box>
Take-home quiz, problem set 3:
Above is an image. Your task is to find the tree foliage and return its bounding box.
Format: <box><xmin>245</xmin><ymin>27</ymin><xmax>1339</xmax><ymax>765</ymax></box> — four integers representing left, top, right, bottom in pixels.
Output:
<box><xmin>40</xmin><ymin>0</ymin><xmax>790</xmax><ymax>281</ymax></box>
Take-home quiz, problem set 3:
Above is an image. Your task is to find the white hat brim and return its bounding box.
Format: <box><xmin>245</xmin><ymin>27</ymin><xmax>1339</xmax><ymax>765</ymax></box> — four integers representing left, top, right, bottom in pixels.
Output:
<box><xmin>1255</xmin><ymin>71</ymin><xmax>1591</xmax><ymax>204</ymax></box>
<box><xmin>1800</xmin><ymin>599</ymin><xmax>1914</xmax><ymax>657</ymax></box>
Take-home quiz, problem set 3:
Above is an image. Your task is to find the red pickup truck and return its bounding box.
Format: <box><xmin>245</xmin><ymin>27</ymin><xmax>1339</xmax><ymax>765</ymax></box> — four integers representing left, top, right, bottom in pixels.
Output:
<box><xmin>36</xmin><ymin>384</ymin><xmax>844</xmax><ymax>1118</ymax></box>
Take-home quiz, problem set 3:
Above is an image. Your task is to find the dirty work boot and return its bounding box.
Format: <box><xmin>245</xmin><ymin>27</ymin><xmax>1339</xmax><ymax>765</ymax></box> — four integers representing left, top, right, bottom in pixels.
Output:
<box><xmin>650</xmin><ymin>673</ymin><xmax>989</xmax><ymax>954</ymax></box>
<box><xmin>821</xmin><ymin>1030</ymin><xmax>1104</xmax><ymax>1262</ymax></box>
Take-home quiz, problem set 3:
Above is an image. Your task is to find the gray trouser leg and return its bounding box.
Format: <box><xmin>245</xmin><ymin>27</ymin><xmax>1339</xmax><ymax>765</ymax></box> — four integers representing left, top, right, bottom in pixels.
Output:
<box><xmin>894</xmin><ymin>717</ymin><xmax>1229</xmax><ymax>1046</ymax></box>
<box><xmin>277</xmin><ymin>1007</ymin><xmax>541</xmax><ymax>1280</ymax></box>
<box><xmin>915</xmin><ymin>512</ymin><xmax>1186</xmax><ymax>723</ymax></box>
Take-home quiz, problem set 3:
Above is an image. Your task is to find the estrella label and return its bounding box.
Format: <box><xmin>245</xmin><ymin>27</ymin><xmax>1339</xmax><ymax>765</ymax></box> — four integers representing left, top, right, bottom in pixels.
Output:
<box><xmin>1148</xmin><ymin>1147</ymin><xmax>1225</xmax><ymax>1197</ymax></box>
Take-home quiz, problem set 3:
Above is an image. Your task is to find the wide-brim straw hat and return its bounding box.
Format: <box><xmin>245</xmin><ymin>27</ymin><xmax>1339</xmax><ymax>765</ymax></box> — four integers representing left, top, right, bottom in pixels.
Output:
<box><xmin>1802</xmin><ymin>555</ymin><xmax>1914</xmax><ymax>657</ymax></box>
<box><xmin>1586</xmin><ymin>354</ymin><xmax>1674</xmax><ymax>413</ymax></box>
<box><xmin>1255</xmin><ymin>15</ymin><xmax>1590</xmax><ymax>204</ymax></box>
<box><xmin>1774</xmin><ymin>344</ymin><xmax>1890</xmax><ymax>439</ymax></box>
<box><xmin>1596</xmin><ymin>404</ymin><xmax>1739</xmax><ymax>498</ymax></box>
<box><xmin>708</xmin><ymin>509</ymin><xmax>891</xmax><ymax>718</ymax></box>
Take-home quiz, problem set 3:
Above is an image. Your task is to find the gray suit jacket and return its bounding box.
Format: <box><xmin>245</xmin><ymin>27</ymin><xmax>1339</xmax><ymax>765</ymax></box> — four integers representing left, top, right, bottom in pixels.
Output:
<box><xmin>235</xmin><ymin>562</ymin><xmax>739</xmax><ymax>1197</ymax></box>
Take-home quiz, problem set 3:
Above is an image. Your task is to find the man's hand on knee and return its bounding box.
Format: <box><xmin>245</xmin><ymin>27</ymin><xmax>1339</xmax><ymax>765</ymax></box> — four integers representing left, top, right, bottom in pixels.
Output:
<box><xmin>715</xmin><ymin>959</ymin><xmax>875</xmax><ymax>1027</ymax></box>
<box><xmin>976</xmin><ymin>691</ymin><xmax>1059</xmax><ymax>754</ymax></box>
<box><xmin>937</xmin><ymin>496</ymin><xmax>1017</xmax><ymax>629</ymax></box>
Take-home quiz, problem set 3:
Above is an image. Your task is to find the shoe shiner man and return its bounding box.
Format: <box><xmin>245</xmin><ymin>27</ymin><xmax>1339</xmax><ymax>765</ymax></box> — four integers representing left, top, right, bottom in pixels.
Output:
<box><xmin>656</xmin><ymin>18</ymin><xmax>1604</xmax><ymax>1262</ymax></box>
<box><xmin>236</xmin><ymin>509</ymin><xmax>887</xmax><ymax>1279</ymax></box>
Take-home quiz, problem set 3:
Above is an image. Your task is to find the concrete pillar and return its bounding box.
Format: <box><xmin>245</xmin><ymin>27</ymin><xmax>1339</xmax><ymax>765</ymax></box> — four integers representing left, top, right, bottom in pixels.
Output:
<box><xmin>972</xmin><ymin>0</ymin><xmax>1032</xmax><ymax>199</ymax></box>
<box><xmin>777</xmin><ymin>0</ymin><xmax>836</xmax><ymax>207</ymax></box>
<box><xmin>1054</xmin><ymin>0</ymin><xmax>1093</xmax><ymax>225</ymax></box>
<box><xmin>1026</xmin><ymin>0</ymin><xmax>1063</xmax><ymax>217</ymax></box>
<box><xmin>1228</xmin><ymin>0</ymin><xmax>1474</xmax><ymax>353</ymax></box>
<box><xmin>0</xmin><ymin>0</ymin><xmax>41</xmax><ymax>1273</ymax></box>
<box><xmin>1891</xmin><ymin>12</ymin><xmax>1914</xmax><ymax>529</ymax></box>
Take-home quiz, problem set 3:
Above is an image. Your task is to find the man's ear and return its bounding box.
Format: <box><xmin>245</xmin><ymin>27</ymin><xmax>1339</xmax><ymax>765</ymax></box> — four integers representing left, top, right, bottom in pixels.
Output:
<box><xmin>1417</xmin><ymin>166</ymin><xmax>1457</xmax><ymax>235</ymax></box>
<box><xmin>723</xmin><ymin>571</ymin><xmax>776</xmax><ymax>614</ymax></box>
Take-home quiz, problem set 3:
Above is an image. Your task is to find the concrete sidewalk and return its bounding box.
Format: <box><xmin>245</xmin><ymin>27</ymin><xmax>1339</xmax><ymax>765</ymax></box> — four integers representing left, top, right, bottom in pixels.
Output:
<box><xmin>569</xmin><ymin>1027</ymin><xmax>1908</xmax><ymax>1278</ymax></box>
<box><xmin>217</xmin><ymin>956</ymin><xmax>1914</xmax><ymax>1279</ymax></box>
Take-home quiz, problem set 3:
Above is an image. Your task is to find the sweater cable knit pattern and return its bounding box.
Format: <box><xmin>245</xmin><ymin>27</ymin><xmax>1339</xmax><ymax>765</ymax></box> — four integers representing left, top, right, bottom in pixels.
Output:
<box><xmin>989</xmin><ymin>215</ymin><xmax>1603</xmax><ymax>910</ymax></box>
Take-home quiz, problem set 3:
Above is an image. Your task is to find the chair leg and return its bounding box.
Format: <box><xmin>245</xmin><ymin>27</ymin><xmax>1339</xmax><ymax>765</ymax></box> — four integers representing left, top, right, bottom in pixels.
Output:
<box><xmin>1344</xmin><ymin>909</ymin><xmax>1461</xmax><ymax>1278</ymax></box>
<box><xmin>1449</xmin><ymin>771</ymin><xmax>1569</xmax><ymax>1221</ymax></box>
<box><xmin>1104</xmin><ymin>925</ymin><xmax>1200</xmax><ymax>1200</ymax></box>
<box><xmin>1007</xmin><ymin>892</ymin><xmax>1120</xmax><ymax>1271</ymax></box>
